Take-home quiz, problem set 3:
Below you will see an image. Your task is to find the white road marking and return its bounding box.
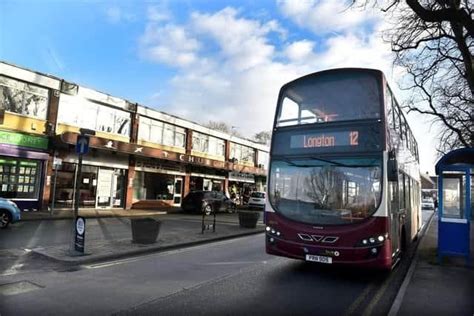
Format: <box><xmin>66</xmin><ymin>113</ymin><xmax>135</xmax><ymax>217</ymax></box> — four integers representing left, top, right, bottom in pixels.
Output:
<box><xmin>1</xmin><ymin>263</ymin><xmax>25</xmax><ymax>276</ymax></box>
<box><xmin>84</xmin><ymin>234</ymin><xmax>264</xmax><ymax>270</ymax></box>
<box><xmin>203</xmin><ymin>261</ymin><xmax>268</xmax><ymax>265</ymax></box>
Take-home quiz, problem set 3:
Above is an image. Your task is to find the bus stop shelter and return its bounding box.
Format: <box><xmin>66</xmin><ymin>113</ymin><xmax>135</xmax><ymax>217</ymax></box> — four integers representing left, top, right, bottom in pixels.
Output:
<box><xmin>435</xmin><ymin>147</ymin><xmax>473</xmax><ymax>266</ymax></box>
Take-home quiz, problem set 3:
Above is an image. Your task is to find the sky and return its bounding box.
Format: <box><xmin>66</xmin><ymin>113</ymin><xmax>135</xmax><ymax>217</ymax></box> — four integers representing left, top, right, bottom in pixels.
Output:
<box><xmin>0</xmin><ymin>0</ymin><xmax>439</xmax><ymax>174</ymax></box>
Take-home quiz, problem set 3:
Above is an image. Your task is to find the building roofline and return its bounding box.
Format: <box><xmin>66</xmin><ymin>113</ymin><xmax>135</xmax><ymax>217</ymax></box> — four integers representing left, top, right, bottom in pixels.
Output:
<box><xmin>0</xmin><ymin>61</ymin><xmax>269</xmax><ymax>152</ymax></box>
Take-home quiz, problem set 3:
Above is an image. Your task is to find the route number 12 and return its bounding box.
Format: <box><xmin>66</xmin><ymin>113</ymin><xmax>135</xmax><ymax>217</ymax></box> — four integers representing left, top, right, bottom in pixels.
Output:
<box><xmin>349</xmin><ymin>131</ymin><xmax>359</xmax><ymax>146</ymax></box>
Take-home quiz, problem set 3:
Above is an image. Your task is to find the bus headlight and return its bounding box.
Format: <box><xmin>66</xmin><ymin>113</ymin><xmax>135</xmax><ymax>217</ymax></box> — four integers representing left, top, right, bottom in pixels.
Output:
<box><xmin>266</xmin><ymin>226</ymin><xmax>282</xmax><ymax>238</ymax></box>
<box><xmin>356</xmin><ymin>233</ymin><xmax>388</xmax><ymax>247</ymax></box>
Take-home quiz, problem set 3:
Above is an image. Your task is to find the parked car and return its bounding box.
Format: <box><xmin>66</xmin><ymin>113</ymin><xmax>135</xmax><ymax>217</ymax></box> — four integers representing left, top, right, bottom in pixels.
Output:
<box><xmin>248</xmin><ymin>191</ymin><xmax>265</xmax><ymax>209</ymax></box>
<box><xmin>0</xmin><ymin>198</ymin><xmax>21</xmax><ymax>229</ymax></box>
<box><xmin>422</xmin><ymin>197</ymin><xmax>435</xmax><ymax>210</ymax></box>
<box><xmin>181</xmin><ymin>191</ymin><xmax>236</xmax><ymax>215</ymax></box>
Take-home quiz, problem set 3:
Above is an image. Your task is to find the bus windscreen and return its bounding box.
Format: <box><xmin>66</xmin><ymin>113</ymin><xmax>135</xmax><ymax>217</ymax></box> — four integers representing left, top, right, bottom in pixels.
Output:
<box><xmin>268</xmin><ymin>156</ymin><xmax>382</xmax><ymax>225</ymax></box>
<box><xmin>277</xmin><ymin>71</ymin><xmax>381</xmax><ymax>127</ymax></box>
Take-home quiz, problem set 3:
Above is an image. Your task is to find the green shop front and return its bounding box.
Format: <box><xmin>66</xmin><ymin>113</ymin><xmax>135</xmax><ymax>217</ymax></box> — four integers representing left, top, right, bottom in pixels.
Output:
<box><xmin>0</xmin><ymin>130</ymin><xmax>49</xmax><ymax>211</ymax></box>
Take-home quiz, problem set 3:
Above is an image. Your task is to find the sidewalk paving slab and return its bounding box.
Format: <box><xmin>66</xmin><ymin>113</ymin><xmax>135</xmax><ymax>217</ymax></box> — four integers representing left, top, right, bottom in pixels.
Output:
<box><xmin>395</xmin><ymin>214</ymin><xmax>474</xmax><ymax>316</ymax></box>
<box><xmin>31</xmin><ymin>214</ymin><xmax>265</xmax><ymax>266</ymax></box>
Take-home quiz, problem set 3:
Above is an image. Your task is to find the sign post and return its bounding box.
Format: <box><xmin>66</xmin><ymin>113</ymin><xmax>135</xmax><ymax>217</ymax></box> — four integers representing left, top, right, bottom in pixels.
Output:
<box><xmin>70</xmin><ymin>129</ymin><xmax>94</xmax><ymax>255</ymax></box>
<box><xmin>50</xmin><ymin>156</ymin><xmax>62</xmax><ymax>214</ymax></box>
<box><xmin>74</xmin><ymin>217</ymin><xmax>86</xmax><ymax>253</ymax></box>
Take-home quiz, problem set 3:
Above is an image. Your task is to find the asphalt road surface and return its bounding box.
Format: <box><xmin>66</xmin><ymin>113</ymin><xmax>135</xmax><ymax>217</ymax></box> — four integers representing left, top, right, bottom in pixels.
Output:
<box><xmin>0</xmin><ymin>210</ymin><xmax>434</xmax><ymax>315</ymax></box>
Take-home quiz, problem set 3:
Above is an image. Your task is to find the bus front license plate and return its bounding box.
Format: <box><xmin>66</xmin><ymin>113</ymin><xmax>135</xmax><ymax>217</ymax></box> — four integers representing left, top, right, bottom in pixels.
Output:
<box><xmin>305</xmin><ymin>254</ymin><xmax>332</xmax><ymax>264</ymax></box>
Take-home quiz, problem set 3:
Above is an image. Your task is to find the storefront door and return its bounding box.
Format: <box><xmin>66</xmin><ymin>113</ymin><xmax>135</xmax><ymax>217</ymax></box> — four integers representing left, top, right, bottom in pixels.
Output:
<box><xmin>96</xmin><ymin>168</ymin><xmax>114</xmax><ymax>208</ymax></box>
<box><xmin>173</xmin><ymin>178</ymin><xmax>183</xmax><ymax>206</ymax></box>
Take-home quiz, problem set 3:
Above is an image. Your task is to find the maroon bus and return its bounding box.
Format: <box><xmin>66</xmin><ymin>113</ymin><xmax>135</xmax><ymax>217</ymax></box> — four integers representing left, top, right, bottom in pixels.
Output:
<box><xmin>265</xmin><ymin>68</ymin><xmax>421</xmax><ymax>270</ymax></box>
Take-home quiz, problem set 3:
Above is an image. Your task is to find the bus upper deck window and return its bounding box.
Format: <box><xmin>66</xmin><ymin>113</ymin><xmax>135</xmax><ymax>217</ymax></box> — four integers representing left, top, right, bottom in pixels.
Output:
<box><xmin>278</xmin><ymin>97</ymin><xmax>299</xmax><ymax>126</ymax></box>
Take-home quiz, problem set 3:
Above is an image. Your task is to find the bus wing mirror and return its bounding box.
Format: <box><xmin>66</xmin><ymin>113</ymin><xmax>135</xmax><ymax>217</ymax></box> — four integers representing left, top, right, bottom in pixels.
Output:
<box><xmin>387</xmin><ymin>158</ymin><xmax>398</xmax><ymax>182</ymax></box>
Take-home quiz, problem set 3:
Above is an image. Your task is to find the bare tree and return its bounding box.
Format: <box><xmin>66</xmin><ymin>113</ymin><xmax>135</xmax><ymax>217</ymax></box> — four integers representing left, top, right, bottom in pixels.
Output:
<box><xmin>204</xmin><ymin>120</ymin><xmax>241</xmax><ymax>137</ymax></box>
<box><xmin>353</xmin><ymin>0</ymin><xmax>473</xmax><ymax>153</ymax></box>
<box><xmin>253</xmin><ymin>131</ymin><xmax>271</xmax><ymax>145</ymax></box>
<box><xmin>305</xmin><ymin>167</ymin><xmax>345</xmax><ymax>210</ymax></box>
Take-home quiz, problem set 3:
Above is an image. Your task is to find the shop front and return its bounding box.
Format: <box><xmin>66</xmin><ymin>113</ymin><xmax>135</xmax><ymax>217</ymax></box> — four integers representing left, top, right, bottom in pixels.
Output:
<box><xmin>228</xmin><ymin>172</ymin><xmax>256</xmax><ymax>205</ymax></box>
<box><xmin>187</xmin><ymin>165</ymin><xmax>226</xmax><ymax>193</ymax></box>
<box><xmin>52</xmin><ymin>151</ymin><xmax>127</xmax><ymax>209</ymax></box>
<box><xmin>133</xmin><ymin>159</ymin><xmax>185</xmax><ymax>206</ymax></box>
<box><xmin>0</xmin><ymin>130</ymin><xmax>49</xmax><ymax>211</ymax></box>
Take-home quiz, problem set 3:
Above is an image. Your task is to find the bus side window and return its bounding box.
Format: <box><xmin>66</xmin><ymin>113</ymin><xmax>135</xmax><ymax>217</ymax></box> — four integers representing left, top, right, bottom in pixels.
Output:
<box><xmin>399</xmin><ymin>172</ymin><xmax>406</xmax><ymax>210</ymax></box>
<box><xmin>389</xmin><ymin>181</ymin><xmax>399</xmax><ymax>215</ymax></box>
<box><xmin>406</xmin><ymin>176</ymin><xmax>411</xmax><ymax>211</ymax></box>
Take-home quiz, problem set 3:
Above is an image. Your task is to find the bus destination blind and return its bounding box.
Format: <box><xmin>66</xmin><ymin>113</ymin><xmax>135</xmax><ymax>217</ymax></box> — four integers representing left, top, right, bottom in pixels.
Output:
<box><xmin>290</xmin><ymin>131</ymin><xmax>359</xmax><ymax>149</ymax></box>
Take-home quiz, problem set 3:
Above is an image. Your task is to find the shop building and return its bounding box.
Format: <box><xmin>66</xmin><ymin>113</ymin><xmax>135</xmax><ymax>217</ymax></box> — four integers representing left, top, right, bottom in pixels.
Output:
<box><xmin>0</xmin><ymin>61</ymin><xmax>269</xmax><ymax>211</ymax></box>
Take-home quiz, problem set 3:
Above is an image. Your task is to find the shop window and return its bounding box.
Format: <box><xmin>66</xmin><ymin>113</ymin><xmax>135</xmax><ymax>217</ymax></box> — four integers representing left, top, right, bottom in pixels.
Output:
<box><xmin>58</xmin><ymin>94</ymin><xmax>130</xmax><ymax>136</ymax></box>
<box><xmin>192</xmin><ymin>132</ymin><xmax>224</xmax><ymax>157</ymax></box>
<box><xmin>54</xmin><ymin>162</ymin><xmax>76</xmax><ymax>208</ymax></box>
<box><xmin>231</xmin><ymin>143</ymin><xmax>255</xmax><ymax>164</ymax></box>
<box><xmin>150</xmin><ymin>122</ymin><xmax>163</xmax><ymax>144</ymax></box>
<box><xmin>163</xmin><ymin>125</ymin><xmax>175</xmax><ymax>146</ymax></box>
<box><xmin>138</xmin><ymin>117</ymin><xmax>185</xmax><ymax>149</ymax></box>
<box><xmin>258</xmin><ymin>151</ymin><xmax>269</xmax><ymax>169</ymax></box>
<box><xmin>0</xmin><ymin>75</ymin><xmax>48</xmax><ymax>120</ymax></box>
<box><xmin>143</xmin><ymin>173</ymin><xmax>176</xmax><ymax>200</ymax></box>
<box><xmin>0</xmin><ymin>158</ymin><xmax>41</xmax><ymax>199</ymax></box>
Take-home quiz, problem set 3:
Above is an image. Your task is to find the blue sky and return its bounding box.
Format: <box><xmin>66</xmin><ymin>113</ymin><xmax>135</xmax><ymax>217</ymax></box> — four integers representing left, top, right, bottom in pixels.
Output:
<box><xmin>0</xmin><ymin>0</ymin><xmax>438</xmax><ymax>173</ymax></box>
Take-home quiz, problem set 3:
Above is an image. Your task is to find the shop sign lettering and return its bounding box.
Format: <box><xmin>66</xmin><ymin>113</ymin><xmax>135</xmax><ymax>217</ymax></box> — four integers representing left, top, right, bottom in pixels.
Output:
<box><xmin>0</xmin><ymin>130</ymin><xmax>48</xmax><ymax>150</ymax></box>
<box><xmin>61</xmin><ymin>132</ymin><xmax>264</xmax><ymax>174</ymax></box>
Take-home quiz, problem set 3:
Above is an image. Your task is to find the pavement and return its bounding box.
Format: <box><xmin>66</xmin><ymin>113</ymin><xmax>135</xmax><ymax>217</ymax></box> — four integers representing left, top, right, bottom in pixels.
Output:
<box><xmin>24</xmin><ymin>208</ymin><xmax>265</xmax><ymax>265</ymax></box>
<box><xmin>390</xmin><ymin>212</ymin><xmax>474</xmax><ymax>316</ymax></box>
<box><xmin>19</xmin><ymin>207</ymin><xmax>178</xmax><ymax>221</ymax></box>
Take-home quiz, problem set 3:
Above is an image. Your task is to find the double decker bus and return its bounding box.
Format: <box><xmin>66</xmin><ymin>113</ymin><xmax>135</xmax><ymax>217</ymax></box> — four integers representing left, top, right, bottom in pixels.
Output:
<box><xmin>265</xmin><ymin>68</ymin><xmax>421</xmax><ymax>270</ymax></box>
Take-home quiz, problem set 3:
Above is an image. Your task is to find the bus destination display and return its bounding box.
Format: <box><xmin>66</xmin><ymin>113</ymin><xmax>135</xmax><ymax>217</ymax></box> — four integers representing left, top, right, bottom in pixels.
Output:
<box><xmin>290</xmin><ymin>131</ymin><xmax>359</xmax><ymax>149</ymax></box>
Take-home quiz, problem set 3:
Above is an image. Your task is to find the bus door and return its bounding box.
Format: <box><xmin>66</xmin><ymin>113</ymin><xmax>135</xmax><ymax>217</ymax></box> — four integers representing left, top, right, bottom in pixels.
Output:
<box><xmin>388</xmin><ymin>175</ymin><xmax>400</xmax><ymax>256</ymax></box>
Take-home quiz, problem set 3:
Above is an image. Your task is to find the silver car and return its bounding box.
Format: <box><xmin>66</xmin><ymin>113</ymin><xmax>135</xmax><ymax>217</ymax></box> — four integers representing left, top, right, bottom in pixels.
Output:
<box><xmin>248</xmin><ymin>192</ymin><xmax>265</xmax><ymax>209</ymax></box>
<box><xmin>0</xmin><ymin>198</ymin><xmax>21</xmax><ymax>228</ymax></box>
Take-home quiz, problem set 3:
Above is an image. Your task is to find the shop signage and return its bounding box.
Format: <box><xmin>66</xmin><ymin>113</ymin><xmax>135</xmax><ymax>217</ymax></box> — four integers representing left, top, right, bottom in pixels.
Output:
<box><xmin>136</xmin><ymin>159</ymin><xmax>185</xmax><ymax>174</ymax></box>
<box><xmin>0</xmin><ymin>130</ymin><xmax>48</xmax><ymax>150</ymax></box>
<box><xmin>229</xmin><ymin>172</ymin><xmax>255</xmax><ymax>183</ymax></box>
<box><xmin>60</xmin><ymin>132</ymin><xmax>266</xmax><ymax>175</ymax></box>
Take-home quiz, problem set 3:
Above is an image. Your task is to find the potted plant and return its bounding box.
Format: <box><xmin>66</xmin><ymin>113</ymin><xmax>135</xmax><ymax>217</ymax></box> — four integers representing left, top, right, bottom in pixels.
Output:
<box><xmin>238</xmin><ymin>210</ymin><xmax>260</xmax><ymax>228</ymax></box>
<box><xmin>131</xmin><ymin>217</ymin><xmax>161</xmax><ymax>244</ymax></box>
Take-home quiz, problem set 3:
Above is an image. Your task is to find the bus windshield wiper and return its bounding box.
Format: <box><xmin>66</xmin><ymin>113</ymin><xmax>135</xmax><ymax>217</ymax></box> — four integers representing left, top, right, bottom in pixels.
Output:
<box><xmin>309</xmin><ymin>157</ymin><xmax>348</xmax><ymax>167</ymax></box>
<box><xmin>282</xmin><ymin>158</ymin><xmax>313</xmax><ymax>168</ymax></box>
<box><xmin>309</xmin><ymin>157</ymin><xmax>379</xmax><ymax>168</ymax></box>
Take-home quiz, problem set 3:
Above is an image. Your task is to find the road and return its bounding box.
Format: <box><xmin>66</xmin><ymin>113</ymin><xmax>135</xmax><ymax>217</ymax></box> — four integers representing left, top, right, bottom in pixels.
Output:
<box><xmin>0</xmin><ymin>210</ymin><xmax>434</xmax><ymax>315</ymax></box>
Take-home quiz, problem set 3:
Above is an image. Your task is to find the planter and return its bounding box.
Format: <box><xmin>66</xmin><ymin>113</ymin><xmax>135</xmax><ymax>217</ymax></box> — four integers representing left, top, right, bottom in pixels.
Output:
<box><xmin>131</xmin><ymin>218</ymin><xmax>161</xmax><ymax>244</ymax></box>
<box><xmin>238</xmin><ymin>211</ymin><xmax>260</xmax><ymax>228</ymax></box>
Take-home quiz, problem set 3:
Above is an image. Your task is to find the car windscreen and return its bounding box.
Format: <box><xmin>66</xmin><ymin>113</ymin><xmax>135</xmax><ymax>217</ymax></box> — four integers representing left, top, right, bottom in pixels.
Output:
<box><xmin>251</xmin><ymin>192</ymin><xmax>265</xmax><ymax>198</ymax></box>
<box><xmin>268</xmin><ymin>156</ymin><xmax>382</xmax><ymax>225</ymax></box>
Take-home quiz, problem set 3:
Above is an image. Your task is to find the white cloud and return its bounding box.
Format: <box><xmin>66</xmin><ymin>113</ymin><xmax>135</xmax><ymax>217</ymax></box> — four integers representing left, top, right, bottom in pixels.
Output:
<box><xmin>285</xmin><ymin>40</ymin><xmax>317</xmax><ymax>63</ymax></box>
<box><xmin>147</xmin><ymin>4</ymin><xmax>172</xmax><ymax>22</ymax></box>
<box><xmin>277</xmin><ymin>0</ymin><xmax>377</xmax><ymax>34</ymax></box>
<box><xmin>190</xmin><ymin>7</ymin><xmax>281</xmax><ymax>71</ymax></box>
<box><xmin>138</xmin><ymin>4</ymin><xmax>437</xmax><ymax>171</ymax></box>
<box><xmin>139</xmin><ymin>24</ymin><xmax>201</xmax><ymax>67</ymax></box>
<box><xmin>105</xmin><ymin>6</ymin><xmax>135</xmax><ymax>24</ymax></box>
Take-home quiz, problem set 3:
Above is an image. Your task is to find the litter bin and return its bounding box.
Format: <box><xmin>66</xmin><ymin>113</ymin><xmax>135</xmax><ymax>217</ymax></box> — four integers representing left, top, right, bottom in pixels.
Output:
<box><xmin>131</xmin><ymin>218</ymin><xmax>161</xmax><ymax>244</ymax></box>
<box><xmin>238</xmin><ymin>211</ymin><xmax>260</xmax><ymax>228</ymax></box>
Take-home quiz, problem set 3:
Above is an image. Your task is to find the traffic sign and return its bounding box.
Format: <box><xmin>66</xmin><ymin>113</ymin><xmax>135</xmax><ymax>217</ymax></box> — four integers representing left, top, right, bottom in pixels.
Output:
<box><xmin>74</xmin><ymin>217</ymin><xmax>86</xmax><ymax>253</ymax></box>
<box><xmin>76</xmin><ymin>135</ymin><xmax>90</xmax><ymax>155</ymax></box>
